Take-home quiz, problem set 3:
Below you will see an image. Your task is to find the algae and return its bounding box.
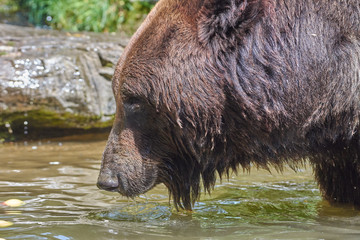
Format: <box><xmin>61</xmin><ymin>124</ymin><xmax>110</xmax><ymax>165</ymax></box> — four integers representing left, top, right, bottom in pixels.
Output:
<box><xmin>6</xmin><ymin>40</ymin><xmax>15</xmax><ymax>46</ymax></box>
<box><xmin>0</xmin><ymin>109</ymin><xmax>114</xmax><ymax>141</ymax></box>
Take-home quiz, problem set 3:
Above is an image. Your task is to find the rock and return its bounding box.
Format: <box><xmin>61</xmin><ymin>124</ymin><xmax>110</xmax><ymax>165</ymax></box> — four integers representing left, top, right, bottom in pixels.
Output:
<box><xmin>2</xmin><ymin>199</ymin><xmax>25</xmax><ymax>207</ymax></box>
<box><xmin>0</xmin><ymin>24</ymin><xmax>129</xmax><ymax>141</ymax></box>
<box><xmin>0</xmin><ymin>220</ymin><xmax>13</xmax><ymax>228</ymax></box>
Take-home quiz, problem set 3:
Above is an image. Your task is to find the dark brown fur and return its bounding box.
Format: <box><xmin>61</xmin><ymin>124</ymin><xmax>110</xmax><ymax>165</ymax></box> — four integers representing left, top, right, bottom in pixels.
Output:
<box><xmin>97</xmin><ymin>0</ymin><xmax>360</xmax><ymax>210</ymax></box>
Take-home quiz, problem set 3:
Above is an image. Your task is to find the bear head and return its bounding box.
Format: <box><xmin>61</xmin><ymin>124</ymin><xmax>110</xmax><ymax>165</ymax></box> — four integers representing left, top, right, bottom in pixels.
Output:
<box><xmin>97</xmin><ymin>0</ymin><xmax>269</xmax><ymax>210</ymax></box>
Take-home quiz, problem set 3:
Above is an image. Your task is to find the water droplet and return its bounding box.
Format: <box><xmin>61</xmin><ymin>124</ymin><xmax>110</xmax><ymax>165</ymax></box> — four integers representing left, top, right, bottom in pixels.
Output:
<box><xmin>5</xmin><ymin>122</ymin><xmax>10</xmax><ymax>128</ymax></box>
<box><xmin>108</xmin><ymin>229</ymin><xmax>118</xmax><ymax>234</ymax></box>
<box><xmin>24</xmin><ymin>121</ymin><xmax>28</xmax><ymax>125</ymax></box>
<box><xmin>46</xmin><ymin>16</ymin><xmax>52</xmax><ymax>22</ymax></box>
<box><xmin>24</xmin><ymin>131</ymin><xmax>28</xmax><ymax>135</ymax></box>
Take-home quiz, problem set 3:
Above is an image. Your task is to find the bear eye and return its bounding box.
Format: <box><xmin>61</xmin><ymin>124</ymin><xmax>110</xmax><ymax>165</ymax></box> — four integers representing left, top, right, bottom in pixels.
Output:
<box><xmin>124</xmin><ymin>97</ymin><xmax>143</xmax><ymax>113</ymax></box>
<box><xmin>128</xmin><ymin>103</ymin><xmax>141</xmax><ymax>112</ymax></box>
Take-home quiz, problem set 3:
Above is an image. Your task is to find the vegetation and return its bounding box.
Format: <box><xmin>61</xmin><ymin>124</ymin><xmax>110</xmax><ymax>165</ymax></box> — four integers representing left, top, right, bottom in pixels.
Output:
<box><xmin>1</xmin><ymin>0</ymin><xmax>155</xmax><ymax>34</ymax></box>
<box><xmin>0</xmin><ymin>0</ymin><xmax>19</xmax><ymax>12</ymax></box>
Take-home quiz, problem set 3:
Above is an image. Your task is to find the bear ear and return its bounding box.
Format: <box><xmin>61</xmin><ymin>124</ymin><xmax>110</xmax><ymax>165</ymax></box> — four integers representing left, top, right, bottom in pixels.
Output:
<box><xmin>197</xmin><ymin>0</ymin><xmax>265</xmax><ymax>46</ymax></box>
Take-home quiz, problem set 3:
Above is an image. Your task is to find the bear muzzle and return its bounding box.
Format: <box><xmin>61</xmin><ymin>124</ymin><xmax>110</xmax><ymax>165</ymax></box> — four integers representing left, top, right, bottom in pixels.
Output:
<box><xmin>97</xmin><ymin>169</ymin><xmax>134</xmax><ymax>196</ymax></box>
<box><xmin>97</xmin><ymin>127</ymin><xmax>159</xmax><ymax>197</ymax></box>
<box><xmin>97</xmin><ymin>171</ymin><xmax>120</xmax><ymax>192</ymax></box>
<box><xmin>97</xmin><ymin>159</ymin><xmax>159</xmax><ymax>198</ymax></box>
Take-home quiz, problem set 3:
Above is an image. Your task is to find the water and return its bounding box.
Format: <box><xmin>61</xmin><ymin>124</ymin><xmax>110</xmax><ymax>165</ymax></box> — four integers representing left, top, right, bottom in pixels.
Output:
<box><xmin>1</xmin><ymin>139</ymin><xmax>360</xmax><ymax>240</ymax></box>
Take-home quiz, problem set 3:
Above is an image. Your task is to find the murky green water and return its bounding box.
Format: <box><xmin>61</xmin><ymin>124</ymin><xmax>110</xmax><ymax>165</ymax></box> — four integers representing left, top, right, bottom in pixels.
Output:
<box><xmin>1</xmin><ymin>139</ymin><xmax>360</xmax><ymax>240</ymax></box>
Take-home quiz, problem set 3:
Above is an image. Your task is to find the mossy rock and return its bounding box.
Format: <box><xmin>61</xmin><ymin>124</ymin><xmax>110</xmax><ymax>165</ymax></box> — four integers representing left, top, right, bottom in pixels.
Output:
<box><xmin>0</xmin><ymin>24</ymin><xmax>128</xmax><ymax>142</ymax></box>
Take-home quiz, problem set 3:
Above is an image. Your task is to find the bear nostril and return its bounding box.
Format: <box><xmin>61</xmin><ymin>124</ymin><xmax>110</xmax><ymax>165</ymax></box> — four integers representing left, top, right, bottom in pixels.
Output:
<box><xmin>97</xmin><ymin>175</ymin><xmax>119</xmax><ymax>192</ymax></box>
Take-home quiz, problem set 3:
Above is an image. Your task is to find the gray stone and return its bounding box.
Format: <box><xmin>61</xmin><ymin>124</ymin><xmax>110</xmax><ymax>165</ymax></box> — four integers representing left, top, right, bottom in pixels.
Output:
<box><xmin>0</xmin><ymin>24</ymin><xmax>128</xmax><ymax>140</ymax></box>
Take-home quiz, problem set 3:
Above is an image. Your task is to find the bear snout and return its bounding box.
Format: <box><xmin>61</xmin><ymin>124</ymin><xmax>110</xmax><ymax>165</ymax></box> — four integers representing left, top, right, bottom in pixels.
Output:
<box><xmin>97</xmin><ymin>169</ymin><xmax>132</xmax><ymax>197</ymax></box>
<box><xmin>97</xmin><ymin>170</ymin><xmax>120</xmax><ymax>192</ymax></box>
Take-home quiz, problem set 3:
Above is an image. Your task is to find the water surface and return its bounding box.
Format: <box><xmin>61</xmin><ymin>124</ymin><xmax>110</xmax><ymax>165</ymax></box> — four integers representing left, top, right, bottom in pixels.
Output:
<box><xmin>1</xmin><ymin>139</ymin><xmax>360</xmax><ymax>239</ymax></box>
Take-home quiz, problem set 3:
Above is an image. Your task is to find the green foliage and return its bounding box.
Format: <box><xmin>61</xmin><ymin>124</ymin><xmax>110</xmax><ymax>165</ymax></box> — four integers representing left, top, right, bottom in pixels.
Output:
<box><xmin>0</xmin><ymin>0</ymin><xmax>20</xmax><ymax>13</ymax></box>
<box><xmin>13</xmin><ymin>0</ymin><xmax>155</xmax><ymax>33</ymax></box>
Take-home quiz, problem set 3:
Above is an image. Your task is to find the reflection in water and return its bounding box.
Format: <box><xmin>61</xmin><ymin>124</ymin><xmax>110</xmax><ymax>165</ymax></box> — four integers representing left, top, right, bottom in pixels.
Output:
<box><xmin>1</xmin><ymin>140</ymin><xmax>360</xmax><ymax>239</ymax></box>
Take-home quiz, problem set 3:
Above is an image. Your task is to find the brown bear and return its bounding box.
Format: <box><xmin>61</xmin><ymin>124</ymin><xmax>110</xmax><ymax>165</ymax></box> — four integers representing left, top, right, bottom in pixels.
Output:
<box><xmin>97</xmin><ymin>0</ymin><xmax>360</xmax><ymax>210</ymax></box>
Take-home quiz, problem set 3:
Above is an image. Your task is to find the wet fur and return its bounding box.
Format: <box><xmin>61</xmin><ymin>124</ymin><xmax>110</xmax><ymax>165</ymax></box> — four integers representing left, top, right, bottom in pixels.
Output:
<box><xmin>102</xmin><ymin>0</ymin><xmax>360</xmax><ymax>210</ymax></box>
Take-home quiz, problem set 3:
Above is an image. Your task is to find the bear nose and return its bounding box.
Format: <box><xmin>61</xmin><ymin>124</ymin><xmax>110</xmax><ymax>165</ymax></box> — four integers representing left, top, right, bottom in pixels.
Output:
<box><xmin>97</xmin><ymin>173</ymin><xmax>119</xmax><ymax>192</ymax></box>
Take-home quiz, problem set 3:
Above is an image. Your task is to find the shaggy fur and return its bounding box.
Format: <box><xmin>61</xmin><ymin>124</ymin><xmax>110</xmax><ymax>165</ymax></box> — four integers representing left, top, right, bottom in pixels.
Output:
<box><xmin>97</xmin><ymin>0</ymin><xmax>360</xmax><ymax>210</ymax></box>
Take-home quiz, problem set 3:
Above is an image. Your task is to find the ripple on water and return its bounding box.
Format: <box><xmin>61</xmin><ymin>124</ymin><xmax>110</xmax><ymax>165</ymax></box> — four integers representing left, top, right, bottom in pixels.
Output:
<box><xmin>88</xmin><ymin>202</ymin><xmax>172</xmax><ymax>223</ymax></box>
<box><xmin>3</xmin><ymin>142</ymin><xmax>360</xmax><ymax>239</ymax></box>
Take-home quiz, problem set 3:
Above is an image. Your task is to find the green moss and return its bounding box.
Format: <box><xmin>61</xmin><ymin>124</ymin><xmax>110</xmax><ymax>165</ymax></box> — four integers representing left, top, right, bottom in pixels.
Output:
<box><xmin>0</xmin><ymin>52</ymin><xmax>6</xmax><ymax>56</ymax></box>
<box><xmin>1</xmin><ymin>109</ymin><xmax>114</xmax><ymax>129</ymax></box>
<box><xmin>0</xmin><ymin>109</ymin><xmax>114</xmax><ymax>141</ymax></box>
<box><xmin>6</xmin><ymin>41</ymin><xmax>16</xmax><ymax>47</ymax></box>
